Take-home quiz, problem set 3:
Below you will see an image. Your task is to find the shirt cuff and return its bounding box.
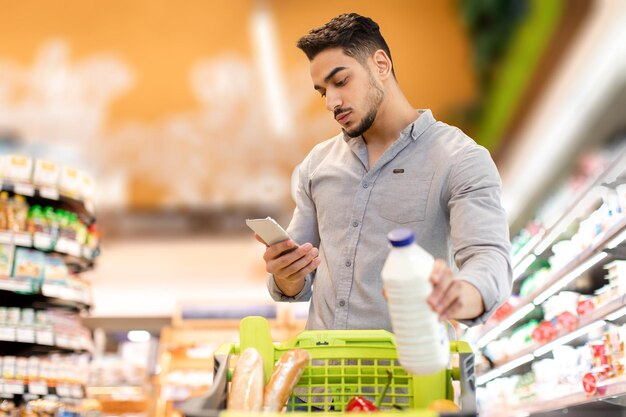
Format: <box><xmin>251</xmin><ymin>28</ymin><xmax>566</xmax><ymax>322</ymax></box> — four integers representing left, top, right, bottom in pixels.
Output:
<box><xmin>266</xmin><ymin>273</ymin><xmax>312</xmax><ymax>302</ymax></box>
<box><xmin>454</xmin><ymin>272</ymin><xmax>501</xmax><ymax>327</ymax></box>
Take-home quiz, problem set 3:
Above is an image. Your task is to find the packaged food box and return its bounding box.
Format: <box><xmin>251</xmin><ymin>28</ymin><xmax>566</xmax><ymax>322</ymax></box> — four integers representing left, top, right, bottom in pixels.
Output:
<box><xmin>59</xmin><ymin>166</ymin><xmax>82</xmax><ymax>198</ymax></box>
<box><xmin>6</xmin><ymin>155</ymin><xmax>33</xmax><ymax>183</ymax></box>
<box><xmin>0</xmin><ymin>243</ymin><xmax>14</xmax><ymax>277</ymax></box>
<box><xmin>33</xmin><ymin>159</ymin><xmax>61</xmax><ymax>188</ymax></box>
<box><xmin>12</xmin><ymin>248</ymin><xmax>45</xmax><ymax>279</ymax></box>
<box><xmin>43</xmin><ymin>255</ymin><xmax>69</xmax><ymax>283</ymax></box>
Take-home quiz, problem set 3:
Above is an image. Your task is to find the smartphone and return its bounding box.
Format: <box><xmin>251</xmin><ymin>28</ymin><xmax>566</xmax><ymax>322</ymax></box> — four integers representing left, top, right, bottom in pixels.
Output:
<box><xmin>245</xmin><ymin>217</ymin><xmax>292</xmax><ymax>246</ymax></box>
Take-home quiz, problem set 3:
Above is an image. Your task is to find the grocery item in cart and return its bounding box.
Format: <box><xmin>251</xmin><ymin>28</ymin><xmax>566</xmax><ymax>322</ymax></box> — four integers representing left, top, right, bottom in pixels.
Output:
<box><xmin>227</xmin><ymin>347</ymin><xmax>264</xmax><ymax>412</ymax></box>
<box><xmin>263</xmin><ymin>349</ymin><xmax>310</xmax><ymax>412</ymax></box>
<box><xmin>381</xmin><ymin>228</ymin><xmax>449</xmax><ymax>375</ymax></box>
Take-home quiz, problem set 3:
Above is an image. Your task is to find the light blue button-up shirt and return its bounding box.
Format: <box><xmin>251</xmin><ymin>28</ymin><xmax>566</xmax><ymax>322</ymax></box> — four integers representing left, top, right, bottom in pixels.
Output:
<box><xmin>268</xmin><ymin>110</ymin><xmax>512</xmax><ymax>330</ymax></box>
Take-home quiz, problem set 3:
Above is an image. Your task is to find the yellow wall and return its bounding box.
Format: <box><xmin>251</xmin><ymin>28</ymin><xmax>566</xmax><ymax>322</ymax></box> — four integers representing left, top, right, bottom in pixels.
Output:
<box><xmin>0</xmin><ymin>0</ymin><xmax>477</xmax><ymax>208</ymax></box>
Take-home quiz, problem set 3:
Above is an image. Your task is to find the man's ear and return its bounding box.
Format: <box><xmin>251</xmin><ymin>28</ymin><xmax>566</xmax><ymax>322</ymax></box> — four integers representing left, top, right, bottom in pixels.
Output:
<box><xmin>372</xmin><ymin>49</ymin><xmax>392</xmax><ymax>80</ymax></box>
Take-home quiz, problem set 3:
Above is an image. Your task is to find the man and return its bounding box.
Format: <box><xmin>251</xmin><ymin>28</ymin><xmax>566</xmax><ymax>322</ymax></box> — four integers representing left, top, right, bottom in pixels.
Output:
<box><xmin>258</xmin><ymin>13</ymin><xmax>512</xmax><ymax>330</ymax></box>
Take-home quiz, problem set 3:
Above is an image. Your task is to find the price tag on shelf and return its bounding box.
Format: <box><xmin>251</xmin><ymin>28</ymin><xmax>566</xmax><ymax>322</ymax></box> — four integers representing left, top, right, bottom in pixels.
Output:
<box><xmin>41</xmin><ymin>283</ymin><xmax>63</xmax><ymax>298</ymax></box>
<box><xmin>39</xmin><ymin>187</ymin><xmax>60</xmax><ymax>200</ymax></box>
<box><xmin>55</xmin><ymin>237</ymin><xmax>69</xmax><ymax>254</ymax></box>
<box><xmin>34</xmin><ymin>233</ymin><xmax>54</xmax><ymax>250</ymax></box>
<box><xmin>16</xmin><ymin>328</ymin><xmax>35</xmax><ymax>344</ymax></box>
<box><xmin>56</xmin><ymin>383</ymin><xmax>70</xmax><ymax>398</ymax></box>
<box><xmin>66</xmin><ymin>288</ymin><xmax>81</xmax><ymax>302</ymax></box>
<box><xmin>66</xmin><ymin>241</ymin><xmax>81</xmax><ymax>257</ymax></box>
<box><xmin>0</xmin><ymin>325</ymin><xmax>16</xmax><ymax>342</ymax></box>
<box><xmin>3</xmin><ymin>380</ymin><xmax>25</xmax><ymax>395</ymax></box>
<box><xmin>28</xmin><ymin>380</ymin><xmax>49</xmax><ymax>396</ymax></box>
<box><xmin>36</xmin><ymin>329</ymin><xmax>54</xmax><ymax>346</ymax></box>
<box><xmin>56</xmin><ymin>334</ymin><xmax>71</xmax><ymax>348</ymax></box>
<box><xmin>69</xmin><ymin>337</ymin><xmax>81</xmax><ymax>351</ymax></box>
<box><xmin>59</xmin><ymin>286</ymin><xmax>75</xmax><ymax>301</ymax></box>
<box><xmin>0</xmin><ymin>232</ymin><xmax>12</xmax><ymax>244</ymax></box>
<box><xmin>13</xmin><ymin>232</ymin><xmax>32</xmax><ymax>247</ymax></box>
<box><xmin>0</xmin><ymin>278</ymin><xmax>32</xmax><ymax>293</ymax></box>
<box><xmin>71</xmin><ymin>384</ymin><xmax>83</xmax><ymax>399</ymax></box>
<box><xmin>13</xmin><ymin>183</ymin><xmax>35</xmax><ymax>197</ymax></box>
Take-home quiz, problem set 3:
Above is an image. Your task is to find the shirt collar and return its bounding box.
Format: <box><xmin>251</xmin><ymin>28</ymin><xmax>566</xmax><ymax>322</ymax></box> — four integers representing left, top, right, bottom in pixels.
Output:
<box><xmin>342</xmin><ymin>109</ymin><xmax>436</xmax><ymax>143</ymax></box>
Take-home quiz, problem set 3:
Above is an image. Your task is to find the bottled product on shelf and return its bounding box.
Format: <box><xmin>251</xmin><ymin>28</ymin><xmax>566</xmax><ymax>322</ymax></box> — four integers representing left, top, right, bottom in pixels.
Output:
<box><xmin>0</xmin><ymin>192</ymin><xmax>99</xmax><ymax>253</ymax></box>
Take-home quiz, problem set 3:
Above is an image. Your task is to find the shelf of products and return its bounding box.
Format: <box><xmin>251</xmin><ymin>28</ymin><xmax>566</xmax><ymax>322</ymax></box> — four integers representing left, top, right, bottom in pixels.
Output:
<box><xmin>481</xmin><ymin>322</ymin><xmax>626</xmax><ymax>417</ymax></box>
<box><xmin>0</xmin><ymin>155</ymin><xmax>96</xmax><ymax>221</ymax></box>
<box><xmin>510</xmin><ymin>148</ymin><xmax>626</xmax><ymax>271</ymax></box>
<box><xmin>468</xmin><ymin>142</ymin><xmax>626</xmax><ymax>416</ymax></box>
<box><xmin>473</xmin><ymin>214</ymin><xmax>626</xmax><ymax>349</ymax></box>
<box><xmin>0</xmin><ymin>155</ymin><xmax>99</xmax><ymax>417</ymax></box>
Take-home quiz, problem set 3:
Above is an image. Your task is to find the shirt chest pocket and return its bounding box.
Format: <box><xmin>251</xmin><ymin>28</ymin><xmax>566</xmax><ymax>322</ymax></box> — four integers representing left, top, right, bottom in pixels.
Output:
<box><xmin>375</xmin><ymin>172</ymin><xmax>433</xmax><ymax>224</ymax></box>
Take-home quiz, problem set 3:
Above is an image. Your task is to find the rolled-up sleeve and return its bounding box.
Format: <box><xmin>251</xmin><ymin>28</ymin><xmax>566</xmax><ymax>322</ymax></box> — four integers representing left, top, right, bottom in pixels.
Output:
<box><xmin>266</xmin><ymin>156</ymin><xmax>320</xmax><ymax>302</ymax></box>
<box><xmin>447</xmin><ymin>145</ymin><xmax>512</xmax><ymax>326</ymax></box>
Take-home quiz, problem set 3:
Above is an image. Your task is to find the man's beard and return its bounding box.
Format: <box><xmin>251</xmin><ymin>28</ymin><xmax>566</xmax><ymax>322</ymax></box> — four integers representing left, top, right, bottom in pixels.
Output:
<box><xmin>343</xmin><ymin>74</ymin><xmax>385</xmax><ymax>138</ymax></box>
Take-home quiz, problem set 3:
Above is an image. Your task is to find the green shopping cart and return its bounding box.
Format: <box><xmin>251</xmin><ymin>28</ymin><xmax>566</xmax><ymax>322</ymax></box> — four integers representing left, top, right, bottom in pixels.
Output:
<box><xmin>180</xmin><ymin>316</ymin><xmax>476</xmax><ymax>417</ymax></box>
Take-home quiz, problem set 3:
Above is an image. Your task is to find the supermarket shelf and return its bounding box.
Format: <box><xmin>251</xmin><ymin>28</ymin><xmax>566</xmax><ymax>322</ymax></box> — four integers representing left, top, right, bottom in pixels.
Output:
<box><xmin>479</xmin><ymin>295</ymin><xmax>626</xmax><ymax>386</ymax></box>
<box><xmin>0</xmin><ymin>340</ymin><xmax>92</xmax><ymax>356</ymax></box>
<box><xmin>511</xmin><ymin>149</ymin><xmax>626</xmax><ymax>268</ymax></box>
<box><xmin>0</xmin><ymin>288</ymin><xmax>91</xmax><ymax>312</ymax></box>
<box><xmin>485</xmin><ymin>376</ymin><xmax>626</xmax><ymax>417</ymax></box>
<box><xmin>0</xmin><ymin>231</ymin><xmax>98</xmax><ymax>273</ymax></box>
<box><xmin>0</xmin><ymin>379</ymin><xmax>84</xmax><ymax>398</ymax></box>
<box><xmin>474</xmin><ymin>214</ymin><xmax>626</xmax><ymax>347</ymax></box>
<box><xmin>0</xmin><ymin>181</ymin><xmax>95</xmax><ymax>226</ymax></box>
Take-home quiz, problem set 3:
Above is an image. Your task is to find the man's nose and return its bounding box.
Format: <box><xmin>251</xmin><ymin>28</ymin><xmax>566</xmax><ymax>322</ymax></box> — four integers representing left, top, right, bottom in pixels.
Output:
<box><xmin>325</xmin><ymin>90</ymin><xmax>341</xmax><ymax>113</ymax></box>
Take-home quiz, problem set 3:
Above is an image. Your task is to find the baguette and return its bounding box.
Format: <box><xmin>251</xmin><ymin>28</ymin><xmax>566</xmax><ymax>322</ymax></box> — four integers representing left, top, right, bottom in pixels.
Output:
<box><xmin>227</xmin><ymin>347</ymin><xmax>264</xmax><ymax>411</ymax></box>
<box><xmin>263</xmin><ymin>349</ymin><xmax>311</xmax><ymax>412</ymax></box>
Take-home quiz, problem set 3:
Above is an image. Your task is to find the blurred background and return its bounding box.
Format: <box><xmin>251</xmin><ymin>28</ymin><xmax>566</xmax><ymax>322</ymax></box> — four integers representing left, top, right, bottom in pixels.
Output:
<box><xmin>1</xmin><ymin>0</ymin><xmax>626</xmax><ymax>416</ymax></box>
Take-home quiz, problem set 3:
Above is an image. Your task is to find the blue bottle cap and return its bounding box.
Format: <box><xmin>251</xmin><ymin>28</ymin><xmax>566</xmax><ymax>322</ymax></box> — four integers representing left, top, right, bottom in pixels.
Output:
<box><xmin>387</xmin><ymin>228</ymin><xmax>415</xmax><ymax>247</ymax></box>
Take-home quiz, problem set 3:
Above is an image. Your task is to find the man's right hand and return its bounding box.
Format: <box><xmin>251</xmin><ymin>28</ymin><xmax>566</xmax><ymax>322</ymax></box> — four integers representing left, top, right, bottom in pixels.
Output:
<box><xmin>257</xmin><ymin>235</ymin><xmax>321</xmax><ymax>297</ymax></box>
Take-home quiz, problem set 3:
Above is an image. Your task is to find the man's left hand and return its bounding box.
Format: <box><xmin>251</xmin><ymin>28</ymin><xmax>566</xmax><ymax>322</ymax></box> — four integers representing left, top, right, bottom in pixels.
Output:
<box><xmin>427</xmin><ymin>260</ymin><xmax>485</xmax><ymax>321</ymax></box>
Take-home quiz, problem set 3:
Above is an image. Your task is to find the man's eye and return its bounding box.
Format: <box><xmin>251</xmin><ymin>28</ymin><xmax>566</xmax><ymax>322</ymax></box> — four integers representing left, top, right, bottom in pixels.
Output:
<box><xmin>336</xmin><ymin>77</ymin><xmax>348</xmax><ymax>87</ymax></box>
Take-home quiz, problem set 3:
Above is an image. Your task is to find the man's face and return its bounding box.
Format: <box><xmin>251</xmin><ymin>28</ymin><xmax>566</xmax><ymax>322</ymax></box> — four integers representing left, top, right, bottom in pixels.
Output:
<box><xmin>310</xmin><ymin>48</ymin><xmax>384</xmax><ymax>138</ymax></box>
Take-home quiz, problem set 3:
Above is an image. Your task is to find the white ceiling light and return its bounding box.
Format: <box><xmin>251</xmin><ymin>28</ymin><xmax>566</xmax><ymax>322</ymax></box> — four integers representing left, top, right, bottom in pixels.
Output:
<box><xmin>127</xmin><ymin>330</ymin><xmax>151</xmax><ymax>343</ymax></box>
<box><xmin>251</xmin><ymin>7</ymin><xmax>293</xmax><ymax>138</ymax></box>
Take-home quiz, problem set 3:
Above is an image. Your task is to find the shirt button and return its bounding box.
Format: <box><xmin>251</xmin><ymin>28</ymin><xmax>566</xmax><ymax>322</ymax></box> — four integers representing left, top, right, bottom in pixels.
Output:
<box><xmin>345</xmin><ymin>260</ymin><xmax>352</xmax><ymax>267</ymax></box>
<box><xmin>339</xmin><ymin>299</ymin><xmax>346</xmax><ymax>307</ymax></box>
<box><xmin>362</xmin><ymin>183</ymin><xmax>369</xmax><ymax>188</ymax></box>
<box><xmin>352</xmin><ymin>221</ymin><xmax>359</xmax><ymax>227</ymax></box>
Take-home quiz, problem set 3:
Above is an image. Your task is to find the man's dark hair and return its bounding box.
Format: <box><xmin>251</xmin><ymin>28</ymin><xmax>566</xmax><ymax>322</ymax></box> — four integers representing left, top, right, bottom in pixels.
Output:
<box><xmin>297</xmin><ymin>13</ymin><xmax>395</xmax><ymax>76</ymax></box>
